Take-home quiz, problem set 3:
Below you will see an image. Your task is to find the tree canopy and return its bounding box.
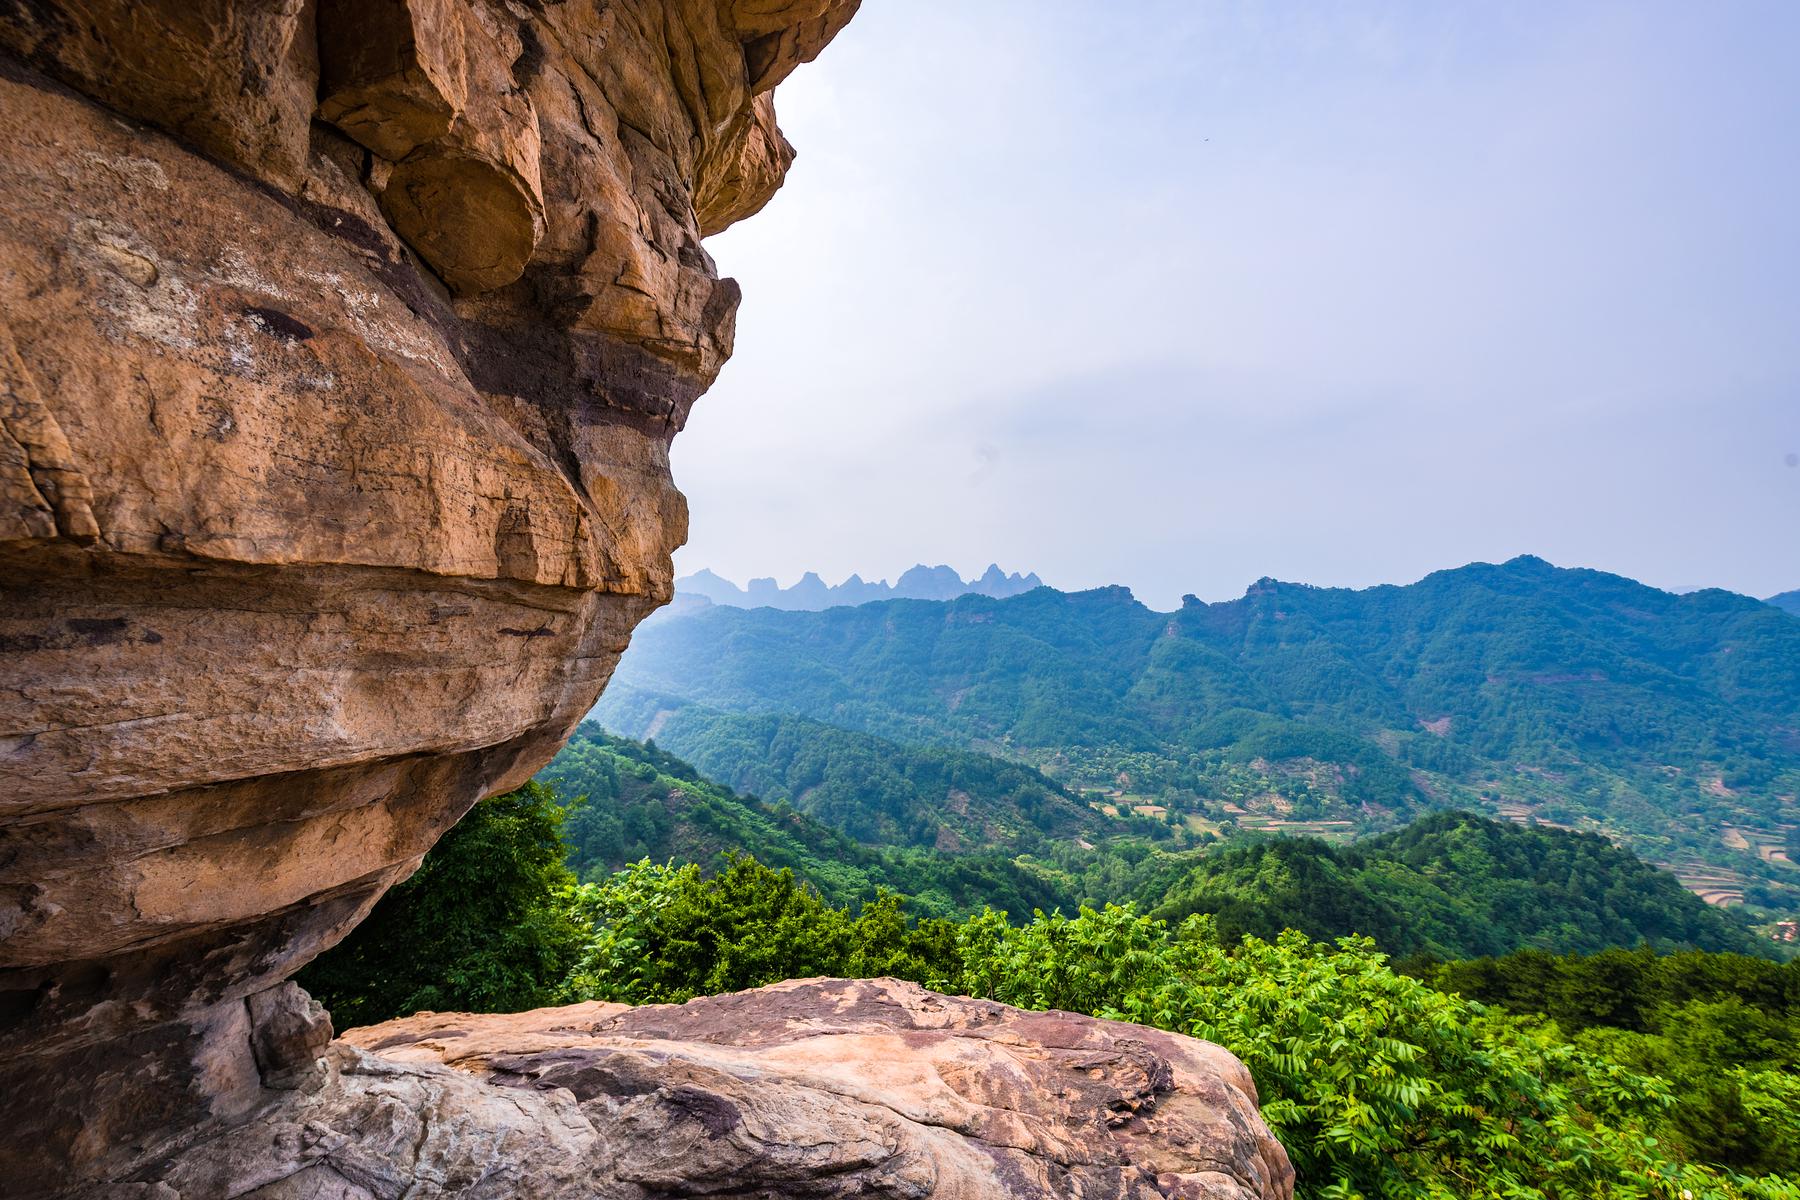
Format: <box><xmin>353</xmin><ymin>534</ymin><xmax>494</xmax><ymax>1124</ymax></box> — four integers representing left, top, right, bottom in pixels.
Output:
<box><xmin>297</xmin><ymin>781</ymin><xmax>585</xmax><ymax>1027</ymax></box>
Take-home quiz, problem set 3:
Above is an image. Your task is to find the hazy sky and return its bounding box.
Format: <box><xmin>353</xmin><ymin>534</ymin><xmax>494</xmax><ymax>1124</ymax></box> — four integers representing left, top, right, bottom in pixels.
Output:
<box><xmin>680</xmin><ymin>1</ymin><xmax>1799</xmax><ymax>610</ymax></box>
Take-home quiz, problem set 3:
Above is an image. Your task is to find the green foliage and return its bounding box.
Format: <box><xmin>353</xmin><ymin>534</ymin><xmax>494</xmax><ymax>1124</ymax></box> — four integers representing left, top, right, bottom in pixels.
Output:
<box><xmin>557</xmin><ymin>855</ymin><xmax>1800</xmax><ymax>1199</ymax></box>
<box><xmin>1424</xmin><ymin>947</ymin><xmax>1800</xmax><ymax>1033</ymax></box>
<box><xmin>559</xmin><ymin>856</ymin><xmax>960</xmax><ymax>1004</ymax></box>
<box><xmin>297</xmin><ymin>782</ymin><xmax>584</xmax><ymax>1028</ymax></box>
<box><xmin>540</xmin><ymin>723</ymin><xmax>869</xmax><ymax>885</ymax></box>
<box><xmin>541</xmin><ymin>731</ymin><xmax>1771</xmax><ymax>962</ymax></box>
<box><xmin>1149</xmin><ymin>812</ymin><xmax>1766</xmax><ymax>959</ymax></box>
<box><xmin>592</xmin><ymin>707</ymin><xmax>1097</xmax><ymax>850</ymax></box>
<box><xmin>537</xmin><ymin>723</ymin><xmax>1083</xmax><ymax>917</ymax></box>
<box><xmin>1427</xmin><ymin>947</ymin><xmax>1800</xmax><ymax>1178</ymax></box>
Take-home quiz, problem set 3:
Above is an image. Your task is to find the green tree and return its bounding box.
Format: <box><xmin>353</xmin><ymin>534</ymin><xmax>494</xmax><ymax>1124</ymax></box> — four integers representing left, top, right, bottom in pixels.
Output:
<box><xmin>298</xmin><ymin>781</ymin><xmax>584</xmax><ymax>1028</ymax></box>
<box><xmin>1429</xmin><ymin>947</ymin><xmax>1800</xmax><ymax>1178</ymax></box>
<box><xmin>559</xmin><ymin>856</ymin><xmax>963</xmax><ymax>1004</ymax></box>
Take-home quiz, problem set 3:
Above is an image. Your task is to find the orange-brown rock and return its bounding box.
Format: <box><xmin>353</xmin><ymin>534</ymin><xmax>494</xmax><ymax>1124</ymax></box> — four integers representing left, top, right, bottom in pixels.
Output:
<box><xmin>318</xmin><ymin>0</ymin><xmax>548</xmax><ymax>295</ymax></box>
<box><xmin>0</xmin><ymin>1</ymin><xmax>856</xmax><ymax>1194</ymax></box>
<box><xmin>131</xmin><ymin>978</ymin><xmax>1295</xmax><ymax>1199</ymax></box>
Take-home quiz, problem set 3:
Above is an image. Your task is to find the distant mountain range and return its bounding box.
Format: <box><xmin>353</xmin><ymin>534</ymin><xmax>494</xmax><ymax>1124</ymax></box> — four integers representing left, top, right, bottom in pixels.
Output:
<box><xmin>600</xmin><ymin>555</ymin><xmax>1800</xmax><ymax>920</ymax></box>
<box><xmin>1770</xmin><ymin>590</ymin><xmax>1800</xmax><ymax>617</ymax></box>
<box><xmin>676</xmin><ymin>563</ymin><xmax>1043</xmax><ymax>610</ymax></box>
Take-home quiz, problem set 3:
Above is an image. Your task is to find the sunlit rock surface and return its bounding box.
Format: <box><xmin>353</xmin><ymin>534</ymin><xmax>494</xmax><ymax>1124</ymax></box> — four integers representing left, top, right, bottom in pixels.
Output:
<box><xmin>169</xmin><ymin>978</ymin><xmax>1294</xmax><ymax>1200</ymax></box>
<box><xmin>0</xmin><ymin>1</ymin><xmax>851</xmax><ymax>1191</ymax></box>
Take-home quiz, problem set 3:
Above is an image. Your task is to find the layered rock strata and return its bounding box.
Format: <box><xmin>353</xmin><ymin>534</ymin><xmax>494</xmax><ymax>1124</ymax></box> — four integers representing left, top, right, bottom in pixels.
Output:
<box><xmin>0</xmin><ymin>1</ymin><xmax>852</xmax><ymax>1191</ymax></box>
<box><xmin>138</xmin><ymin>978</ymin><xmax>1295</xmax><ymax>1199</ymax></box>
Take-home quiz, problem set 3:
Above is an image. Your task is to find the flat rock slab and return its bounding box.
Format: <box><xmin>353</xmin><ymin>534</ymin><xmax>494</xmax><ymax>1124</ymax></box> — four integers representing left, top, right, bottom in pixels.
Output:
<box><xmin>127</xmin><ymin>978</ymin><xmax>1291</xmax><ymax>1199</ymax></box>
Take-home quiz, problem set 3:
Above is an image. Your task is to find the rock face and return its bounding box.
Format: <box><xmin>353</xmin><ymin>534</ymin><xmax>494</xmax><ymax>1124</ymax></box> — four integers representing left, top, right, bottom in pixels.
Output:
<box><xmin>139</xmin><ymin>978</ymin><xmax>1294</xmax><ymax>1199</ymax></box>
<box><xmin>0</xmin><ymin>1</ymin><xmax>854</xmax><ymax>1192</ymax></box>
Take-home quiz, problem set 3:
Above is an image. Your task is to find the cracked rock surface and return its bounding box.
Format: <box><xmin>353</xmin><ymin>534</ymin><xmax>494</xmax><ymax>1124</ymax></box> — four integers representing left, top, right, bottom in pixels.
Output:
<box><xmin>120</xmin><ymin>978</ymin><xmax>1294</xmax><ymax>1199</ymax></box>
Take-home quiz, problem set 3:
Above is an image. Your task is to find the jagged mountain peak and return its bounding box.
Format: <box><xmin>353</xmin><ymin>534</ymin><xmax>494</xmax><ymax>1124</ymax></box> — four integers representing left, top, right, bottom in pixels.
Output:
<box><xmin>677</xmin><ymin>563</ymin><xmax>1047</xmax><ymax>610</ymax></box>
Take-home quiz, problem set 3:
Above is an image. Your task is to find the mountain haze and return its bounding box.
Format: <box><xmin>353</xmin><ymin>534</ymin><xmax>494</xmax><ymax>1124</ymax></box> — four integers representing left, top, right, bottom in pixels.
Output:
<box><xmin>677</xmin><ymin>563</ymin><xmax>1044</xmax><ymax>610</ymax></box>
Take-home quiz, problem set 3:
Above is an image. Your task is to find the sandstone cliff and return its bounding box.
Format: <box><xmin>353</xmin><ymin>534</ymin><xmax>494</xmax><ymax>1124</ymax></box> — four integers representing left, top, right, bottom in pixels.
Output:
<box><xmin>0</xmin><ymin>0</ymin><xmax>851</xmax><ymax>1187</ymax></box>
<box><xmin>0</xmin><ymin>3</ymin><xmax>1292</xmax><ymax>1196</ymax></box>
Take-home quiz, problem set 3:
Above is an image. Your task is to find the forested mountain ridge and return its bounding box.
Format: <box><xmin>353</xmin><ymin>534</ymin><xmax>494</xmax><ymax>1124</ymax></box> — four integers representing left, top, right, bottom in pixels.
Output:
<box><xmin>535</xmin><ymin>724</ymin><xmax>1088</xmax><ymax>917</ymax></box>
<box><xmin>1771</xmin><ymin>589</ymin><xmax>1800</xmax><ymax>617</ymax></box>
<box><xmin>598</xmin><ymin>556</ymin><xmax>1800</xmax><ymax>918</ymax></box>
<box><xmin>1143</xmin><ymin>811</ymin><xmax>1767</xmax><ymax>959</ymax></box>
<box><xmin>533</xmin><ymin>732</ymin><xmax>1772</xmax><ymax>963</ymax></box>
<box><xmin>584</xmin><ymin>697</ymin><xmax>1100</xmax><ymax>850</ymax></box>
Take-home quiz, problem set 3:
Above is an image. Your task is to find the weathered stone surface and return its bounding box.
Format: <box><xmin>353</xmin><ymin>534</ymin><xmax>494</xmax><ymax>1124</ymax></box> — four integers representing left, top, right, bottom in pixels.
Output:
<box><xmin>0</xmin><ymin>1</ymin><xmax>857</xmax><ymax>1194</ymax></box>
<box><xmin>106</xmin><ymin>979</ymin><xmax>1294</xmax><ymax>1200</ymax></box>
<box><xmin>698</xmin><ymin>92</ymin><xmax>799</xmax><ymax>236</ymax></box>
<box><xmin>738</xmin><ymin>0</ymin><xmax>863</xmax><ymax>93</ymax></box>
<box><xmin>316</xmin><ymin>0</ymin><xmax>463</xmax><ymax>162</ymax></box>
<box><xmin>0</xmin><ymin>0</ymin><xmax>321</xmax><ymax>191</ymax></box>
<box><xmin>320</xmin><ymin>0</ymin><xmax>549</xmax><ymax>295</ymax></box>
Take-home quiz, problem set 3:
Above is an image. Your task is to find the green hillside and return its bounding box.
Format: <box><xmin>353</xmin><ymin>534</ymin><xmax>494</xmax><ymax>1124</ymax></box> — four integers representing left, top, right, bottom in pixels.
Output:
<box><xmin>1771</xmin><ymin>590</ymin><xmax>1800</xmax><ymax>617</ymax></box>
<box><xmin>535</xmin><ymin>724</ymin><xmax>1083</xmax><ymax>918</ymax></box>
<box><xmin>598</xmin><ymin>557</ymin><xmax>1800</xmax><ymax>919</ymax></box>
<box><xmin>1143</xmin><ymin>811</ymin><xmax>1766</xmax><ymax>959</ymax></box>
<box><xmin>585</xmin><ymin>699</ymin><xmax>1100</xmax><ymax>851</ymax></box>
<box><xmin>539</xmin><ymin>730</ymin><xmax>1769</xmax><ymax>961</ymax></box>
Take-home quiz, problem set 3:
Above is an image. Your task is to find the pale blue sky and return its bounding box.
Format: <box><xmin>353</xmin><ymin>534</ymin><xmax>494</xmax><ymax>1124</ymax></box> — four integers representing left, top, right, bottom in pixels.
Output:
<box><xmin>683</xmin><ymin>1</ymin><xmax>1799</xmax><ymax>609</ymax></box>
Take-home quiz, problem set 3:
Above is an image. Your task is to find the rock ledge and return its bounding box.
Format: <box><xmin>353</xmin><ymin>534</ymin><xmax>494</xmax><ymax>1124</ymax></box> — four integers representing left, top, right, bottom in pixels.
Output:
<box><xmin>120</xmin><ymin>978</ymin><xmax>1293</xmax><ymax>1200</ymax></box>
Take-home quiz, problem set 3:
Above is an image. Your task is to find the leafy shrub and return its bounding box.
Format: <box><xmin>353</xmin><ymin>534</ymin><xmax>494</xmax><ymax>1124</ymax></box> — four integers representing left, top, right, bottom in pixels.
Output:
<box><xmin>298</xmin><ymin>782</ymin><xmax>585</xmax><ymax>1027</ymax></box>
<box><xmin>557</xmin><ymin>857</ymin><xmax>1800</xmax><ymax>1199</ymax></box>
<box><xmin>558</xmin><ymin>856</ymin><xmax>961</xmax><ymax>1004</ymax></box>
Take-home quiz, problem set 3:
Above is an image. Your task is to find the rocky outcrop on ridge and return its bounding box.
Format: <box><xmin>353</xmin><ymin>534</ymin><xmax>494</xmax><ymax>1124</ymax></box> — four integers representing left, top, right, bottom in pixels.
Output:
<box><xmin>0</xmin><ymin>0</ymin><xmax>852</xmax><ymax>1191</ymax></box>
<box><xmin>142</xmin><ymin>978</ymin><xmax>1293</xmax><ymax>1199</ymax></box>
<box><xmin>0</xmin><ymin>3</ymin><xmax>1293</xmax><ymax>1196</ymax></box>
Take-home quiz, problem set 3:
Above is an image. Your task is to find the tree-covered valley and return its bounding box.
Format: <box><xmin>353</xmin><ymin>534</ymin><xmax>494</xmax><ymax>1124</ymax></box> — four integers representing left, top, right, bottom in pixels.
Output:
<box><xmin>533</xmin><ymin>724</ymin><xmax>1768</xmax><ymax>960</ymax></box>
<box><xmin>598</xmin><ymin>556</ymin><xmax>1800</xmax><ymax>928</ymax></box>
<box><xmin>298</xmin><ymin>555</ymin><xmax>1800</xmax><ymax>1197</ymax></box>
